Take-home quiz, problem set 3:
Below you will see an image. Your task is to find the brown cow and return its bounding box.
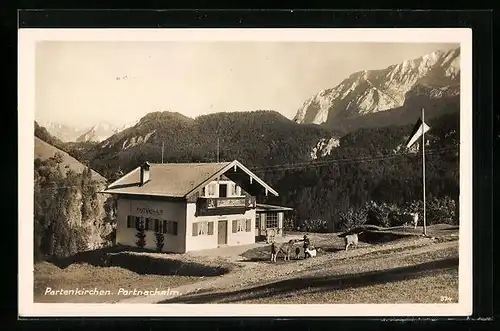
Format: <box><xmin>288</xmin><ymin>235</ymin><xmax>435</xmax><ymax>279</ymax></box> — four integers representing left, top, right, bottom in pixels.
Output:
<box><xmin>278</xmin><ymin>239</ymin><xmax>299</xmax><ymax>261</ymax></box>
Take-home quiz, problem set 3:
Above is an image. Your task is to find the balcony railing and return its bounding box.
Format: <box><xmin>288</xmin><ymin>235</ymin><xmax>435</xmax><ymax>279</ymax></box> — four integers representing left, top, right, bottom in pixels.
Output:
<box><xmin>196</xmin><ymin>196</ymin><xmax>256</xmax><ymax>216</ymax></box>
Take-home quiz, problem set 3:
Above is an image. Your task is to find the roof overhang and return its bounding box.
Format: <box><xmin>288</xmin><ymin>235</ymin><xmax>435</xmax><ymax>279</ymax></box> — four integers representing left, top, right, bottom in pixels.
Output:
<box><xmin>99</xmin><ymin>166</ymin><xmax>141</xmax><ymax>195</ymax></box>
<box><xmin>256</xmin><ymin>204</ymin><xmax>294</xmax><ymax>212</ymax></box>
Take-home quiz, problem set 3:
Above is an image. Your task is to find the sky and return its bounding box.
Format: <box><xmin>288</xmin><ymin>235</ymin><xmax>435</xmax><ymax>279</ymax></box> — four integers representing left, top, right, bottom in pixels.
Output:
<box><xmin>35</xmin><ymin>41</ymin><xmax>459</xmax><ymax>128</ymax></box>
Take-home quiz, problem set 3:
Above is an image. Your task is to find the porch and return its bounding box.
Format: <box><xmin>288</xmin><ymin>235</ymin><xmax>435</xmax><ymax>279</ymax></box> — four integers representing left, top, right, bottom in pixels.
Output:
<box><xmin>254</xmin><ymin>204</ymin><xmax>294</xmax><ymax>243</ymax></box>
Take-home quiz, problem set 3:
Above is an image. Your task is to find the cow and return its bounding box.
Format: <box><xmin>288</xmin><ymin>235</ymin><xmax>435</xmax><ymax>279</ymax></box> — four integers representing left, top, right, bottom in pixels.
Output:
<box><xmin>277</xmin><ymin>239</ymin><xmax>298</xmax><ymax>261</ymax></box>
<box><xmin>402</xmin><ymin>212</ymin><xmax>419</xmax><ymax>229</ymax></box>
<box><xmin>344</xmin><ymin>233</ymin><xmax>360</xmax><ymax>251</ymax></box>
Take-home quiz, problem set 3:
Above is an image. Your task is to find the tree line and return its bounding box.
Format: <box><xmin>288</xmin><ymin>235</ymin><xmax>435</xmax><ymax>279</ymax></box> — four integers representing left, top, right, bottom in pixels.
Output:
<box><xmin>258</xmin><ymin>112</ymin><xmax>459</xmax><ymax>232</ymax></box>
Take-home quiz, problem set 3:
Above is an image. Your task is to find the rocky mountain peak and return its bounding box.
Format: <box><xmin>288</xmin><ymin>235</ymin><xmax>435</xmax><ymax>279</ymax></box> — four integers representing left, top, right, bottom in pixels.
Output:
<box><xmin>293</xmin><ymin>47</ymin><xmax>460</xmax><ymax>126</ymax></box>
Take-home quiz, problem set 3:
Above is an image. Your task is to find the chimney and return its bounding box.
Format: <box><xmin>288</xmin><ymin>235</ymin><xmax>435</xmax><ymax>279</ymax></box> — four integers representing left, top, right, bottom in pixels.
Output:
<box><xmin>140</xmin><ymin>161</ymin><xmax>151</xmax><ymax>186</ymax></box>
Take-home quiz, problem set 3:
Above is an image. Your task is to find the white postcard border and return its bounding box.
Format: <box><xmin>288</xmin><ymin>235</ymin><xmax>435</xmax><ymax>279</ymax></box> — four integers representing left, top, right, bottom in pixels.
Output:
<box><xmin>18</xmin><ymin>28</ymin><xmax>473</xmax><ymax>317</ymax></box>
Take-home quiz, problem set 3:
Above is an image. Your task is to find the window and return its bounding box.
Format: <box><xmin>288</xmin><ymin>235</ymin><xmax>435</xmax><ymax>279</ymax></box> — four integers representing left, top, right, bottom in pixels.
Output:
<box><xmin>167</xmin><ymin>221</ymin><xmax>178</xmax><ymax>235</ymax></box>
<box><xmin>255</xmin><ymin>214</ymin><xmax>260</xmax><ymax>229</ymax></box>
<box><xmin>145</xmin><ymin>218</ymin><xmax>153</xmax><ymax>231</ymax></box>
<box><xmin>232</xmin><ymin>219</ymin><xmax>251</xmax><ymax>233</ymax></box>
<box><xmin>266</xmin><ymin>212</ymin><xmax>278</xmax><ymax>229</ymax></box>
<box><xmin>126</xmin><ymin>216</ymin><xmax>150</xmax><ymax>230</ymax></box>
<box><xmin>135</xmin><ymin>216</ymin><xmax>145</xmax><ymax>230</ymax></box>
<box><xmin>154</xmin><ymin>219</ymin><xmax>165</xmax><ymax>233</ymax></box>
<box><xmin>192</xmin><ymin>221</ymin><xmax>213</xmax><ymax>236</ymax></box>
<box><xmin>231</xmin><ymin>184</ymin><xmax>242</xmax><ymax>196</ymax></box>
<box><xmin>154</xmin><ymin>219</ymin><xmax>178</xmax><ymax>235</ymax></box>
<box><xmin>199</xmin><ymin>222</ymin><xmax>209</xmax><ymax>235</ymax></box>
<box><xmin>207</xmin><ymin>183</ymin><xmax>216</xmax><ymax>197</ymax></box>
<box><xmin>127</xmin><ymin>216</ymin><xmax>135</xmax><ymax>228</ymax></box>
<box><xmin>126</xmin><ymin>216</ymin><xmax>176</xmax><ymax>234</ymax></box>
<box><xmin>219</xmin><ymin>184</ymin><xmax>228</xmax><ymax>197</ymax></box>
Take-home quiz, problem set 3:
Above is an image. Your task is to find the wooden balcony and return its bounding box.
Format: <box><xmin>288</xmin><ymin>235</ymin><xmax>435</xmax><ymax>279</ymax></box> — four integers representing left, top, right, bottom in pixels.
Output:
<box><xmin>196</xmin><ymin>196</ymin><xmax>256</xmax><ymax>216</ymax></box>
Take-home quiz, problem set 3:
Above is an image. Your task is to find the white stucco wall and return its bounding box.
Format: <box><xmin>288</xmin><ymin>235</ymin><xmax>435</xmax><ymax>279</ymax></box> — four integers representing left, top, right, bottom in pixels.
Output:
<box><xmin>116</xmin><ymin>197</ymin><xmax>187</xmax><ymax>253</ymax></box>
<box><xmin>185</xmin><ymin>202</ymin><xmax>256</xmax><ymax>252</ymax></box>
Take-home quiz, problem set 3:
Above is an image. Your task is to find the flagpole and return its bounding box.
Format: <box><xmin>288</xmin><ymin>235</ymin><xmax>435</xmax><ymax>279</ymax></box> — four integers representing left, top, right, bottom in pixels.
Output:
<box><xmin>421</xmin><ymin>108</ymin><xmax>427</xmax><ymax>236</ymax></box>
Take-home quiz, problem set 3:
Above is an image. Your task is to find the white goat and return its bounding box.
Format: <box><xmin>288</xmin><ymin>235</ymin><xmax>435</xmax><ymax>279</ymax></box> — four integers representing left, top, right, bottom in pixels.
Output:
<box><xmin>402</xmin><ymin>212</ymin><xmax>419</xmax><ymax>229</ymax></box>
<box><xmin>304</xmin><ymin>247</ymin><xmax>317</xmax><ymax>258</ymax></box>
<box><xmin>344</xmin><ymin>233</ymin><xmax>360</xmax><ymax>251</ymax></box>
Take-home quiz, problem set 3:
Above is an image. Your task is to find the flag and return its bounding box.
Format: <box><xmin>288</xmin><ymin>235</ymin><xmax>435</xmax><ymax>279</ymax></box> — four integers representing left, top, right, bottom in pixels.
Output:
<box><xmin>406</xmin><ymin>117</ymin><xmax>431</xmax><ymax>148</ymax></box>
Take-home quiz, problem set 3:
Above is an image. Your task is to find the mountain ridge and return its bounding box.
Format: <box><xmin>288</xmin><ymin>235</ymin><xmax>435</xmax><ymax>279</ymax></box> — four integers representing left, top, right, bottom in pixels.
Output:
<box><xmin>293</xmin><ymin>47</ymin><xmax>460</xmax><ymax>128</ymax></box>
<box><xmin>38</xmin><ymin>120</ymin><xmax>136</xmax><ymax>143</ymax></box>
<box><xmin>82</xmin><ymin>110</ymin><xmax>337</xmax><ymax>180</ymax></box>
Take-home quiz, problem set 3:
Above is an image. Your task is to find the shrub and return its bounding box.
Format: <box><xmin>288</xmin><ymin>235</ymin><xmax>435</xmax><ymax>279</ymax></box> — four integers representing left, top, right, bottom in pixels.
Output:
<box><xmin>338</xmin><ymin>207</ymin><xmax>367</xmax><ymax>232</ymax></box>
<box><xmin>337</xmin><ymin>196</ymin><xmax>458</xmax><ymax>231</ymax></box>
<box><xmin>363</xmin><ymin>201</ymin><xmax>402</xmax><ymax>227</ymax></box>
<box><xmin>155</xmin><ymin>232</ymin><xmax>165</xmax><ymax>252</ymax></box>
<box><xmin>298</xmin><ymin>219</ymin><xmax>329</xmax><ymax>233</ymax></box>
<box><xmin>402</xmin><ymin>196</ymin><xmax>458</xmax><ymax>226</ymax></box>
<box><xmin>135</xmin><ymin>228</ymin><xmax>146</xmax><ymax>249</ymax></box>
<box><xmin>282</xmin><ymin>218</ymin><xmax>295</xmax><ymax>232</ymax></box>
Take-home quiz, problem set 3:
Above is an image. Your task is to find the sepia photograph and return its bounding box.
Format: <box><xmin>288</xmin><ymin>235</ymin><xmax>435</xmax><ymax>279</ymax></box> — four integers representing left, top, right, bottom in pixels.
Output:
<box><xmin>18</xmin><ymin>28</ymin><xmax>472</xmax><ymax>317</ymax></box>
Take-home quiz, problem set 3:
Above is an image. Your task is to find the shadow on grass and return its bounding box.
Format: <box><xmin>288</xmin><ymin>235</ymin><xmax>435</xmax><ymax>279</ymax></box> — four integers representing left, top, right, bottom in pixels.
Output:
<box><xmin>159</xmin><ymin>257</ymin><xmax>458</xmax><ymax>304</ymax></box>
<box><xmin>320</xmin><ymin>247</ymin><xmax>344</xmax><ymax>253</ymax></box>
<box><xmin>241</xmin><ymin>257</ymin><xmax>272</xmax><ymax>262</ymax></box>
<box><xmin>358</xmin><ymin>231</ymin><xmax>415</xmax><ymax>244</ymax></box>
<box><xmin>49</xmin><ymin>245</ymin><xmax>232</xmax><ymax>277</ymax></box>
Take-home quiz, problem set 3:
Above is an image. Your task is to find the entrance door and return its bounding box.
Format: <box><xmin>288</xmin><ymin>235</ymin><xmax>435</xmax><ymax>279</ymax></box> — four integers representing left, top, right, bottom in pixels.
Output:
<box><xmin>218</xmin><ymin>220</ymin><xmax>227</xmax><ymax>245</ymax></box>
<box><xmin>219</xmin><ymin>184</ymin><xmax>228</xmax><ymax>197</ymax></box>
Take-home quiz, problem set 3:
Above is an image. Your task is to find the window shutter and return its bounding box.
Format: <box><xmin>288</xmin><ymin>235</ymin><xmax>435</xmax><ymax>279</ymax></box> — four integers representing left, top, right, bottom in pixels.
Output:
<box><xmin>232</xmin><ymin>220</ymin><xmax>238</xmax><ymax>233</ymax></box>
<box><xmin>172</xmin><ymin>221</ymin><xmax>178</xmax><ymax>235</ymax></box>
<box><xmin>163</xmin><ymin>220</ymin><xmax>168</xmax><ymax>234</ymax></box>
<box><xmin>154</xmin><ymin>219</ymin><xmax>159</xmax><ymax>232</ymax></box>
<box><xmin>127</xmin><ymin>216</ymin><xmax>132</xmax><ymax>228</ymax></box>
<box><xmin>246</xmin><ymin>219</ymin><xmax>251</xmax><ymax>232</ymax></box>
<box><xmin>192</xmin><ymin>223</ymin><xmax>198</xmax><ymax>236</ymax></box>
<box><xmin>145</xmin><ymin>218</ymin><xmax>150</xmax><ymax>231</ymax></box>
<box><xmin>208</xmin><ymin>222</ymin><xmax>214</xmax><ymax>235</ymax></box>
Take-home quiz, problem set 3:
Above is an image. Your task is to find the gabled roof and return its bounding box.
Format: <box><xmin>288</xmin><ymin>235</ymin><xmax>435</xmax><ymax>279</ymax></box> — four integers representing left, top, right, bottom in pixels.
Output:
<box><xmin>100</xmin><ymin>160</ymin><xmax>279</xmax><ymax>198</ymax></box>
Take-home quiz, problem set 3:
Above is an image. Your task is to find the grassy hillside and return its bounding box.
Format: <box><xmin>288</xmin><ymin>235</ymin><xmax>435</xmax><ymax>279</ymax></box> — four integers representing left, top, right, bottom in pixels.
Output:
<box><xmin>35</xmin><ymin>137</ymin><xmax>106</xmax><ymax>183</ymax></box>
